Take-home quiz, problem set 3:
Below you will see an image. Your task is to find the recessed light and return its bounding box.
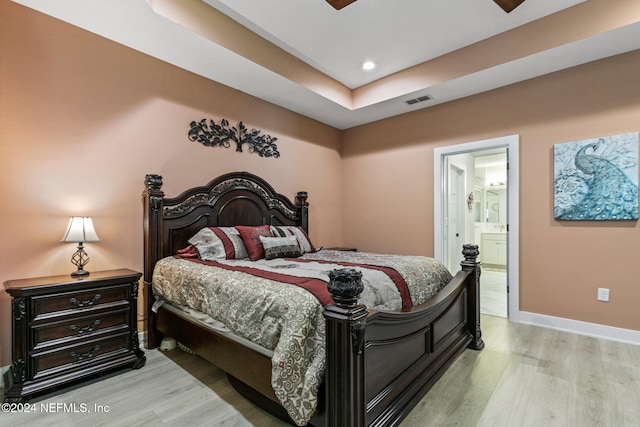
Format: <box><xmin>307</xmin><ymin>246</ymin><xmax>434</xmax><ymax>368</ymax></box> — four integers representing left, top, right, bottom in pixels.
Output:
<box><xmin>362</xmin><ymin>60</ymin><xmax>376</xmax><ymax>71</ymax></box>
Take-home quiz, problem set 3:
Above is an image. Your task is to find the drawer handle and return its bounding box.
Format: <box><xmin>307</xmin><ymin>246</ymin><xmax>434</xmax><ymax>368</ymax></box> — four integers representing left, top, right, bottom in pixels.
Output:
<box><xmin>69</xmin><ymin>320</ymin><xmax>101</xmax><ymax>335</ymax></box>
<box><xmin>69</xmin><ymin>294</ymin><xmax>101</xmax><ymax>308</ymax></box>
<box><xmin>70</xmin><ymin>345</ymin><xmax>100</xmax><ymax>363</ymax></box>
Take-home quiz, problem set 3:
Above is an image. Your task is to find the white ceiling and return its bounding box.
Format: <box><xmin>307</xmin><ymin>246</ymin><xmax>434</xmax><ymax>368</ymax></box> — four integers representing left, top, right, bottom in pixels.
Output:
<box><xmin>12</xmin><ymin>0</ymin><xmax>640</xmax><ymax>129</ymax></box>
<box><xmin>203</xmin><ymin>0</ymin><xmax>585</xmax><ymax>89</ymax></box>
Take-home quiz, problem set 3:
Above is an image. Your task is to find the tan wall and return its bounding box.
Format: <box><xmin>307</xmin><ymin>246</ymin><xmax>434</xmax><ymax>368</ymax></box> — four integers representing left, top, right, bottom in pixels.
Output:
<box><xmin>342</xmin><ymin>50</ymin><xmax>640</xmax><ymax>332</ymax></box>
<box><xmin>0</xmin><ymin>1</ymin><xmax>342</xmax><ymax>366</ymax></box>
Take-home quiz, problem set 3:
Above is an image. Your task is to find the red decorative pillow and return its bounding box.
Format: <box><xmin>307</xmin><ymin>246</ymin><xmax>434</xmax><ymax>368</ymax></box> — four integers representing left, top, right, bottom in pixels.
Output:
<box><xmin>236</xmin><ymin>225</ymin><xmax>274</xmax><ymax>261</ymax></box>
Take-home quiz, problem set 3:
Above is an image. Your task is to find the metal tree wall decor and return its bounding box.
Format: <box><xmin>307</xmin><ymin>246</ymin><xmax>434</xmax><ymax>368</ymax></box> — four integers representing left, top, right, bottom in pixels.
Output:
<box><xmin>188</xmin><ymin>118</ymin><xmax>280</xmax><ymax>158</ymax></box>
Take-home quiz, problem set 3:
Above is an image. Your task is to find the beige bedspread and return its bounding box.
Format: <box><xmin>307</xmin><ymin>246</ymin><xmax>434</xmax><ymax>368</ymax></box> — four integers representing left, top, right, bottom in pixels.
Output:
<box><xmin>152</xmin><ymin>250</ymin><xmax>452</xmax><ymax>425</ymax></box>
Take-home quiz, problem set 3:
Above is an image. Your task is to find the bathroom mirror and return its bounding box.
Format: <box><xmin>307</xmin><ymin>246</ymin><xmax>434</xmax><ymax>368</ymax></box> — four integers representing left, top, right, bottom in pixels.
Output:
<box><xmin>474</xmin><ymin>187</ymin><xmax>484</xmax><ymax>222</ymax></box>
<box><xmin>486</xmin><ymin>188</ymin><xmax>506</xmax><ymax>224</ymax></box>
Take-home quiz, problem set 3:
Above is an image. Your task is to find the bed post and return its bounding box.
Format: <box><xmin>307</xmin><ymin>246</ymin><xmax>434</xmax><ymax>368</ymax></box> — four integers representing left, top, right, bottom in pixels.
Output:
<box><xmin>324</xmin><ymin>268</ymin><xmax>368</xmax><ymax>427</ymax></box>
<box><xmin>143</xmin><ymin>174</ymin><xmax>164</xmax><ymax>349</ymax></box>
<box><xmin>295</xmin><ymin>191</ymin><xmax>309</xmax><ymax>233</ymax></box>
<box><xmin>461</xmin><ymin>244</ymin><xmax>484</xmax><ymax>350</ymax></box>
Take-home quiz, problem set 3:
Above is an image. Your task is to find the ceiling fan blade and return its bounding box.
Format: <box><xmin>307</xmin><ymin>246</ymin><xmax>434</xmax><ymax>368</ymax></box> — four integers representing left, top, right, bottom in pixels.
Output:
<box><xmin>326</xmin><ymin>0</ymin><xmax>358</xmax><ymax>10</ymax></box>
<box><xmin>328</xmin><ymin>0</ymin><xmax>525</xmax><ymax>13</ymax></box>
<box><xmin>493</xmin><ymin>0</ymin><xmax>526</xmax><ymax>13</ymax></box>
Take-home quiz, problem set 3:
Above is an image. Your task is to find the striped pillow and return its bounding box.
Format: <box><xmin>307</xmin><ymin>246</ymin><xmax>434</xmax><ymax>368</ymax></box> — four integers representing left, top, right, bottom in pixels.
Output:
<box><xmin>270</xmin><ymin>226</ymin><xmax>316</xmax><ymax>253</ymax></box>
<box><xmin>187</xmin><ymin>227</ymin><xmax>249</xmax><ymax>260</ymax></box>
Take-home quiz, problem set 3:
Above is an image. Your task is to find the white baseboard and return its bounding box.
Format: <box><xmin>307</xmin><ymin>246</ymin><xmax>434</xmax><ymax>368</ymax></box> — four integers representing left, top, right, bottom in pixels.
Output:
<box><xmin>518</xmin><ymin>311</ymin><xmax>640</xmax><ymax>346</ymax></box>
<box><xmin>138</xmin><ymin>331</ymin><xmax>148</xmax><ymax>350</ymax></box>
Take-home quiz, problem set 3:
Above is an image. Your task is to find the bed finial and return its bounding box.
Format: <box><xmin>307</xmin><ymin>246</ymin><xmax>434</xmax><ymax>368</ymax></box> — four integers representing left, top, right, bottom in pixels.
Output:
<box><xmin>145</xmin><ymin>174</ymin><xmax>163</xmax><ymax>190</ymax></box>
<box><xmin>144</xmin><ymin>174</ymin><xmax>164</xmax><ymax>213</ymax></box>
<box><xmin>462</xmin><ymin>244</ymin><xmax>479</xmax><ymax>263</ymax></box>
<box><xmin>327</xmin><ymin>268</ymin><xmax>364</xmax><ymax>308</ymax></box>
<box><xmin>295</xmin><ymin>191</ymin><xmax>308</xmax><ymax>206</ymax></box>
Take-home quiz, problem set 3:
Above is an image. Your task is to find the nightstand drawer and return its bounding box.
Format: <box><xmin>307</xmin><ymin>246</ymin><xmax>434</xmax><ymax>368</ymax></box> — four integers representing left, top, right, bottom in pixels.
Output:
<box><xmin>33</xmin><ymin>309</ymin><xmax>130</xmax><ymax>350</ymax></box>
<box><xmin>32</xmin><ymin>285</ymin><xmax>130</xmax><ymax>320</ymax></box>
<box><xmin>32</xmin><ymin>333</ymin><xmax>131</xmax><ymax>380</ymax></box>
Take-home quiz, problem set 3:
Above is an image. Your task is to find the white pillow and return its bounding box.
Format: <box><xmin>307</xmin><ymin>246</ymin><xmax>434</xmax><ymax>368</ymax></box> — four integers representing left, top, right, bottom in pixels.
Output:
<box><xmin>188</xmin><ymin>227</ymin><xmax>248</xmax><ymax>260</ymax></box>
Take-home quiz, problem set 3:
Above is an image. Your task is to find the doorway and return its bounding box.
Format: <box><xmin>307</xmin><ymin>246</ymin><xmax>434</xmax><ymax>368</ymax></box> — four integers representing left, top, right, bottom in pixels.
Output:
<box><xmin>434</xmin><ymin>135</ymin><xmax>520</xmax><ymax>321</ymax></box>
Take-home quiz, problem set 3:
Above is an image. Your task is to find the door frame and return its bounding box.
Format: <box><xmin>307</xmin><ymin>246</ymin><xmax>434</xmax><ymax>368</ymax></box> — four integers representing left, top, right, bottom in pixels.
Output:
<box><xmin>434</xmin><ymin>135</ymin><xmax>520</xmax><ymax>321</ymax></box>
<box><xmin>445</xmin><ymin>162</ymin><xmax>466</xmax><ymax>273</ymax></box>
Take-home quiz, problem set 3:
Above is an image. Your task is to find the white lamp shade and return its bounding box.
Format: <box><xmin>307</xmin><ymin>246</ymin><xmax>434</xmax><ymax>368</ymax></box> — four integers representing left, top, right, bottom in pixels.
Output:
<box><xmin>61</xmin><ymin>217</ymin><xmax>100</xmax><ymax>243</ymax></box>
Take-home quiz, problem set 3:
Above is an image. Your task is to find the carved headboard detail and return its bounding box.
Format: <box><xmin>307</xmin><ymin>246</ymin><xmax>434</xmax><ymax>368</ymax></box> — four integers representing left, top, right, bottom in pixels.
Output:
<box><xmin>142</xmin><ymin>171</ymin><xmax>308</xmax><ymax>287</ymax></box>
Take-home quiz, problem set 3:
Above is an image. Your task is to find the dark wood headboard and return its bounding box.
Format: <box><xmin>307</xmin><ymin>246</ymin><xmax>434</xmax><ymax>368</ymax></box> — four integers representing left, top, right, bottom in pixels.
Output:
<box><xmin>142</xmin><ymin>171</ymin><xmax>309</xmax><ymax>289</ymax></box>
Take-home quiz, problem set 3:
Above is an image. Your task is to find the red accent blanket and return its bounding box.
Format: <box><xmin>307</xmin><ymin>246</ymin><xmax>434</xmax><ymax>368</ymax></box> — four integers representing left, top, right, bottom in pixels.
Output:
<box><xmin>178</xmin><ymin>256</ymin><xmax>336</xmax><ymax>306</ymax></box>
<box><xmin>176</xmin><ymin>246</ymin><xmax>413</xmax><ymax>308</ymax></box>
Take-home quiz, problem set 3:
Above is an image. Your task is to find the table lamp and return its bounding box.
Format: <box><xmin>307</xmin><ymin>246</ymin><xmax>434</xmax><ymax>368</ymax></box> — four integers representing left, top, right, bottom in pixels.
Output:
<box><xmin>61</xmin><ymin>216</ymin><xmax>100</xmax><ymax>277</ymax></box>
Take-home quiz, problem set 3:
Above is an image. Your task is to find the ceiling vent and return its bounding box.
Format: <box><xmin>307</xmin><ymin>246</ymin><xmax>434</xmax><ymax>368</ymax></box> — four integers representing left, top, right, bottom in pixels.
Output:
<box><xmin>405</xmin><ymin>95</ymin><xmax>432</xmax><ymax>105</ymax></box>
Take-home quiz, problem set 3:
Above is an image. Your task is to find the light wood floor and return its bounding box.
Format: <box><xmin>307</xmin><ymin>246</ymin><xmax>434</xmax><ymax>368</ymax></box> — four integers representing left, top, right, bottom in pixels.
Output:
<box><xmin>2</xmin><ymin>315</ymin><xmax>639</xmax><ymax>426</ymax></box>
<box><xmin>480</xmin><ymin>269</ymin><xmax>507</xmax><ymax>318</ymax></box>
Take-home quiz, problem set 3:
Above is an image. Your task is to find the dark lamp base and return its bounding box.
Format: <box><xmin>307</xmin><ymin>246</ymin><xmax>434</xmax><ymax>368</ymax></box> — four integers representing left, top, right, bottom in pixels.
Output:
<box><xmin>69</xmin><ymin>243</ymin><xmax>91</xmax><ymax>277</ymax></box>
<box><xmin>71</xmin><ymin>269</ymin><xmax>90</xmax><ymax>277</ymax></box>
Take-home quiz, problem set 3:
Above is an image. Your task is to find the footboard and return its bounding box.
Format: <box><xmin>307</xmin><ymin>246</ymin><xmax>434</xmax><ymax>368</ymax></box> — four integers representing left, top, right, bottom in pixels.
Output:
<box><xmin>324</xmin><ymin>245</ymin><xmax>483</xmax><ymax>427</ymax></box>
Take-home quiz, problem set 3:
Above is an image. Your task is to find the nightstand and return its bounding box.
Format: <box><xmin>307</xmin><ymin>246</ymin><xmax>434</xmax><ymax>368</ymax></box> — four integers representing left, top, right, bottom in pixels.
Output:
<box><xmin>3</xmin><ymin>269</ymin><xmax>145</xmax><ymax>403</ymax></box>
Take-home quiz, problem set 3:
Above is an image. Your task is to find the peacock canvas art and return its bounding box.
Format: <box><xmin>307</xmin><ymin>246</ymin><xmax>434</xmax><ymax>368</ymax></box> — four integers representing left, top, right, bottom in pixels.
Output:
<box><xmin>554</xmin><ymin>132</ymin><xmax>639</xmax><ymax>221</ymax></box>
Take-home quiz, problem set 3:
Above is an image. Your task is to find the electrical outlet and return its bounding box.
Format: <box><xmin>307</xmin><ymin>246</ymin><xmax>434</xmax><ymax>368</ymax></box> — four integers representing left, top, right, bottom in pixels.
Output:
<box><xmin>597</xmin><ymin>287</ymin><xmax>610</xmax><ymax>302</ymax></box>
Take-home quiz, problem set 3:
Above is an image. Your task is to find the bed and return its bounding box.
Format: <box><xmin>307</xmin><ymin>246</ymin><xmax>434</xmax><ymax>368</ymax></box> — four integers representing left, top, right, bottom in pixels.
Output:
<box><xmin>142</xmin><ymin>171</ymin><xmax>483</xmax><ymax>427</ymax></box>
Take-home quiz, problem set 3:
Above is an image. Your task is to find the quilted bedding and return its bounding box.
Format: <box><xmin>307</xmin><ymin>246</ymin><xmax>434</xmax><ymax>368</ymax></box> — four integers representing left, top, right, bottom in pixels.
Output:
<box><xmin>152</xmin><ymin>249</ymin><xmax>452</xmax><ymax>425</ymax></box>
